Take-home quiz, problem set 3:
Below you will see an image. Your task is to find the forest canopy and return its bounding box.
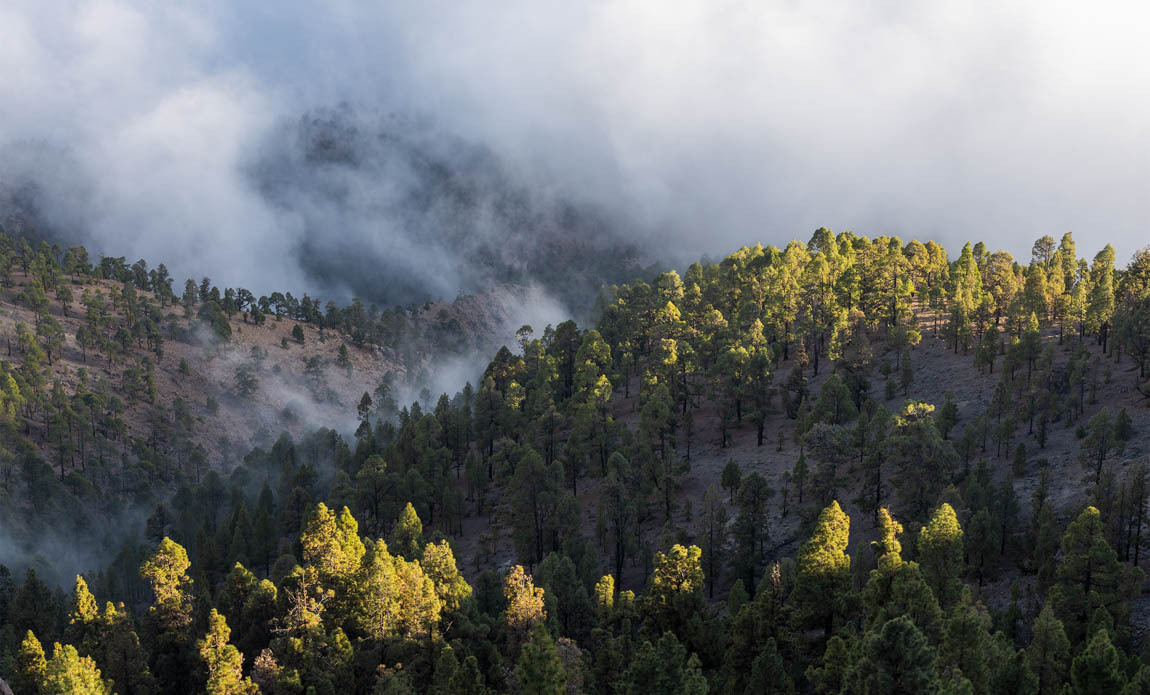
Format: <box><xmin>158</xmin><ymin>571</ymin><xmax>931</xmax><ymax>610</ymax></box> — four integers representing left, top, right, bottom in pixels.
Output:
<box><xmin>2</xmin><ymin>228</ymin><xmax>1150</xmax><ymax>693</ymax></box>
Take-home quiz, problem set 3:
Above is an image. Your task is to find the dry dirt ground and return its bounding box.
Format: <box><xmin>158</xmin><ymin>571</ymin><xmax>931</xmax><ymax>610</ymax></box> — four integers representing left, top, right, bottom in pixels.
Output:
<box><xmin>0</xmin><ymin>272</ymin><xmax>547</xmax><ymax>466</ymax></box>
<box><xmin>1</xmin><ymin>274</ymin><xmax>401</xmax><ymax>464</ymax></box>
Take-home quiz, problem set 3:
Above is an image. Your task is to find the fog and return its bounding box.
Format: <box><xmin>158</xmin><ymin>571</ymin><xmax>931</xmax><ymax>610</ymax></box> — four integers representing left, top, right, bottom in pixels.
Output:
<box><xmin>2</xmin><ymin>1</ymin><xmax>1149</xmax><ymax>307</ymax></box>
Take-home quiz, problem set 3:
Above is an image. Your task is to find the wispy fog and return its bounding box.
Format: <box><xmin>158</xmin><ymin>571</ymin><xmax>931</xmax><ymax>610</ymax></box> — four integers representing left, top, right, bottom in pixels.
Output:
<box><xmin>2</xmin><ymin>1</ymin><xmax>1148</xmax><ymax>306</ymax></box>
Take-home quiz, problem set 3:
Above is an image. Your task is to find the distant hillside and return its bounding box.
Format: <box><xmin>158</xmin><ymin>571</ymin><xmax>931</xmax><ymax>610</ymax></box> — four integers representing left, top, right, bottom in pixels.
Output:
<box><xmin>0</xmin><ymin>107</ymin><xmax>656</xmax><ymax>317</ymax></box>
<box><xmin>0</xmin><ymin>232</ymin><xmax>554</xmax><ymax>583</ymax></box>
<box><xmin>0</xmin><ymin>265</ymin><xmax>547</xmax><ymax>463</ymax></box>
<box><xmin>251</xmin><ymin>106</ymin><xmax>655</xmax><ymax>310</ymax></box>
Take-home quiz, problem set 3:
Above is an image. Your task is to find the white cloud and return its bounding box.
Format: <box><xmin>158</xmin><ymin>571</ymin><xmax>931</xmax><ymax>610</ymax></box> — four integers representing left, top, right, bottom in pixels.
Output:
<box><xmin>2</xmin><ymin>0</ymin><xmax>1148</xmax><ymax>298</ymax></box>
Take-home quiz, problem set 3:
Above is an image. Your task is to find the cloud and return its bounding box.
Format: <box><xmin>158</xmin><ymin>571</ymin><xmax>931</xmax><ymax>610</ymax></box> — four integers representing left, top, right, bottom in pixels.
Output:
<box><xmin>1</xmin><ymin>0</ymin><xmax>1148</xmax><ymax>308</ymax></box>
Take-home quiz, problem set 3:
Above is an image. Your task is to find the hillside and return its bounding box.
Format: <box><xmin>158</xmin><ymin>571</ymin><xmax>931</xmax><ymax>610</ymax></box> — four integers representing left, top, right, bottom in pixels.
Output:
<box><xmin>0</xmin><ymin>268</ymin><xmax>558</xmax><ymax>467</ymax></box>
<box><xmin>2</xmin><ymin>229</ymin><xmax>1150</xmax><ymax>694</ymax></box>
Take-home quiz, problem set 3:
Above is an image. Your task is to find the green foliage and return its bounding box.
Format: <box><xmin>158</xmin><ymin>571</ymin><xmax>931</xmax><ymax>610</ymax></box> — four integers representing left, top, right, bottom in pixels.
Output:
<box><xmin>699</xmin><ymin>484</ymin><xmax>728</xmax><ymax>599</ymax></box>
<box><xmin>43</xmin><ymin>642</ymin><xmax>112</xmax><ymax>695</ymax></box>
<box><xmin>794</xmin><ymin>501</ymin><xmax>852</xmax><ymax>639</ymax></box>
<box><xmin>1027</xmin><ymin>604</ymin><xmax>1070</xmax><ymax>695</ymax></box>
<box><xmin>354</xmin><ymin>539</ymin><xmax>441</xmax><ymax>641</ymax></box>
<box><xmin>807</xmin><ymin>635</ymin><xmax>854</xmax><ymax>695</ymax></box>
<box><xmin>732</xmin><ymin>472</ymin><xmax>772</xmax><ymax>591</ymax></box>
<box><xmin>939</xmin><ymin>590</ymin><xmax>994</xmax><ymax>694</ymax></box>
<box><xmin>389</xmin><ymin>502</ymin><xmax>424</xmax><ymax>560</ymax></box>
<box><xmin>1050</xmin><ymin>506</ymin><xmax>1143</xmax><ymax>645</ymax></box>
<box><xmin>853</xmin><ymin>616</ymin><xmax>939</xmax><ymax>695</ymax></box>
<box><xmin>1080</xmin><ymin>410</ymin><xmax>1118</xmax><ymax>483</ymax></box>
<box><xmin>14</xmin><ymin>629</ymin><xmax>48</xmax><ymax>695</ymax></box>
<box><xmin>234</xmin><ymin>363</ymin><xmax>259</xmax><ymax>399</ymax></box>
<box><xmin>140</xmin><ymin>537</ymin><xmax>193</xmax><ymax>608</ymax></box>
<box><xmin>198</xmin><ymin>609</ymin><xmax>258</xmax><ymax>694</ymax></box>
<box><xmin>515</xmin><ymin>626</ymin><xmax>567</xmax><ymax>695</ymax></box>
<box><xmin>644</xmin><ymin>544</ymin><xmax>705</xmax><ymax>636</ymax></box>
<box><xmin>619</xmin><ymin>632</ymin><xmax>707</xmax><ymax>695</ymax></box>
<box><xmin>421</xmin><ymin>540</ymin><xmax>472</xmax><ymax>613</ymax></box>
<box><xmin>886</xmin><ymin>401</ymin><xmax>958</xmax><ymax>519</ymax></box>
<box><xmin>3</xmin><ymin>230</ymin><xmax>1149</xmax><ymax>695</ymax></box>
<box><xmin>917</xmin><ymin>504</ymin><xmax>964</xmax><ymax>610</ymax></box>
<box><xmin>721</xmin><ymin>459</ymin><xmax>742</xmax><ymax>502</ymax></box>
<box><xmin>1068</xmin><ymin>629</ymin><xmax>1126</xmax><ymax>694</ymax></box>
<box><xmin>504</xmin><ymin>565</ymin><xmax>547</xmax><ymax>654</ymax></box>
<box><xmin>302</xmin><ymin>503</ymin><xmax>366</xmax><ymax>584</ymax></box>
<box><xmin>862</xmin><ymin>509</ymin><xmax>943</xmax><ymax>642</ymax></box>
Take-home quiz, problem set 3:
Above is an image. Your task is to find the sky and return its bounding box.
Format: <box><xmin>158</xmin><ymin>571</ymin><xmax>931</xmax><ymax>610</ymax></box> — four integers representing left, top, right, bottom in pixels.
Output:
<box><xmin>1</xmin><ymin>0</ymin><xmax>1148</xmax><ymax>300</ymax></box>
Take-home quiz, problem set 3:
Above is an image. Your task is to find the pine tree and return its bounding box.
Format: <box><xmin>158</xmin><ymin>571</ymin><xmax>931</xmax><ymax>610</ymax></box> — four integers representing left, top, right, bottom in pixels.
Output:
<box><xmin>747</xmin><ymin>638</ymin><xmax>796</xmax><ymax>694</ymax></box>
<box><xmin>936</xmin><ymin>394</ymin><xmax>958</xmax><ymax>439</ymax></box>
<box><xmin>727</xmin><ymin>578</ymin><xmax>749</xmax><ymax>617</ymax></box>
<box><xmin>1027</xmin><ymin>604</ymin><xmax>1070</xmax><ymax>695</ymax></box>
<box><xmin>14</xmin><ymin>629</ymin><xmax>48</xmax><ymax>695</ymax></box>
<box><xmin>645</xmin><ymin>544</ymin><xmax>705</xmax><ymax>635</ymax></box>
<box><xmin>1080</xmin><ymin>410</ymin><xmax>1117</xmax><ymax>484</ymax></box>
<box><xmin>989</xmin><ymin>648</ymin><xmax>1038</xmax><ymax>695</ymax></box>
<box><xmin>794</xmin><ymin>501</ymin><xmax>853</xmax><ymax>639</ymax></box>
<box><xmin>354</xmin><ymin>539</ymin><xmax>441</xmax><ymax>641</ymax></box>
<box><xmin>699</xmin><ymin>484</ymin><xmax>728</xmax><ymax>598</ymax></box>
<box><xmin>509</xmin><ymin>448</ymin><xmax>565</xmax><ymax>564</ymax></box>
<box><xmin>454</xmin><ymin>655</ymin><xmax>487</xmax><ymax>695</ymax></box>
<box><xmin>535</xmin><ymin>554</ymin><xmax>595</xmax><ymax>647</ymax></box>
<box><xmin>64</xmin><ymin>575</ymin><xmax>100</xmax><ymax>651</ymax></box>
<box><xmin>504</xmin><ymin>565</ymin><xmax>547</xmax><ymax>655</ymax></box>
<box><xmin>792</xmin><ymin>454</ymin><xmax>809</xmax><ymax>505</ymax></box>
<box><xmin>198</xmin><ymin>609</ymin><xmax>259</xmax><ymax>694</ymax></box>
<box><xmin>388</xmin><ymin>503</ymin><xmax>424</xmax><ymax>560</ymax></box>
<box><xmin>939</xmin><ymin>589</ymin><xmax>993</xmax><ymax>694</ymax></box>
<box><xmin>43</xmin><ymin>642</ymin><xmax>112</xmax><ymax>695</ymax></box>
<box><xmin>1012</xmin><ymin>443</ymin><xmax>1027</xmax><ymax>478</ymax></box>
<box><xmin>139</xmin><ymin>538</ymin><xmax>196</xmax><ymax>694</ymax></box>
<box><xmin>854</xmin><ymin>616</ymin><xmax>939</xmax><ymax>695</ymax></box>
<box><xmin>918</xmin><ymin>504</ymin><xmax>965</xmax><ymax>610</ymax></box>
<box><xmin>428</xmin><ymin>645</ymin><xmax>460</xmax><ymax>695</ymax></box>
<box><xmin>886</xmin><ymin>401</ymin><xmax>959</xmax><ymax>519</ymax></box>
<box><xmin>965</xmin><ymin>508</ymin><xmax>1000</xmax><ymax>587</ymax></box>
<box><xmin>732</xmin><ymin>472</ymin><xmax>772</xmax><ymax>592</ymax></box>
<box><xmin>300</xmin><ymin>503</ymin><xmax>365</xmax><ymax>627</ymax></box>
<box><xmin>1123</xmin><ymin>666</ymin><xmax>1150</xmax><ymax>695</ymax></box>
<box><xmin>1067</xmin><ymin>628</ymin><xmax>1126</xmax><ymax>694</ymax></box>
<box><xmin>1050</xmin><ymin>506</ymin><xmax>1141</xmax><ymax>644</ymax></box>
<box><xmin>620</xmin><ymin>632</ymin><xmax>705</xmax><ymax>695</ymax></box>
<box><xmin>140</xmin><ymin>537</ymin><xmax>194</xmax><ymax>607</ymax></box>
<box><xmin>807</xmin><ymin>635</ymin><xmax>855</xmax><ymax>694</ymax></box>
<box><xmin>721</xmin><ymin>459</ymin><xmax>742</xmax><ymax>502</ymax></box>
<box><xmin>515</xmin><ymin>626</ymin><xmax>567</xmax><ymax>695</ymax></box>
<box><xmin>862</xmin><ymin>509</ymin><xmax>944</xmax><ymax>642</ymax></box>
<box><xmin>421</xmin><ymin>540</ymin><xmax>472</xmax><ymax>613</ymax></box>
<box><xmin>1085</xmin><ymin>245</ymin><xmax>1116</xmax><ymax>352</ymax></box>
<box><xmin>96</xmin><ymin>601</ymin><xmax>158</xmax><ymax>695</ymax></box>
<box><xmin>599</xmin><ymin>466</ymin><xmax>636</xmax><ymax>588</ymax></box>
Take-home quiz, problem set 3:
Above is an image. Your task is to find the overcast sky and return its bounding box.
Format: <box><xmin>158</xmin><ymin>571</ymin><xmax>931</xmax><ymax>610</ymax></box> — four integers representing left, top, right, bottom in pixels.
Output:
<box><xmin>2</xmin><ymin>1</ymin><xmax>1148</xmax><ymax>295</ymax></box>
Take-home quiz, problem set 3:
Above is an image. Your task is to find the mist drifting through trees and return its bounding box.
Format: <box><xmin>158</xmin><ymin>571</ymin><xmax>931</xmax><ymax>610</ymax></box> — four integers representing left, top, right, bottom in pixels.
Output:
<box><xmin>3</xmin><ymin>2</ymin><xmax>1150</xmax><ymax>694</ymax></box>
